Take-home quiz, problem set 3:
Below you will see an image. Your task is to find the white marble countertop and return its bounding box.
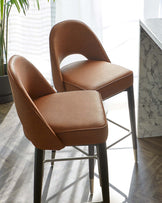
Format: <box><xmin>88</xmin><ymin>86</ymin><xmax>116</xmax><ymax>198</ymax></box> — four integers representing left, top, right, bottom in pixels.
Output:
<box><xmin>140</xmin><ymin>18</ymin><xmax>162</xmax><ymax>50</ymax></box>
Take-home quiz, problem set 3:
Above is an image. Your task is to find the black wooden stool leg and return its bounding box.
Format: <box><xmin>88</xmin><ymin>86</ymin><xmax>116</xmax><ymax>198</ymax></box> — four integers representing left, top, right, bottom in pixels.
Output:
<box><xmin>127</xmin><ymin>86</ymin><xmax>138</xmax><ymax>162</ymax></box>
<box><xmin>88</xmin><ymin>145</ymin><xmax>94</xmax><ymax>194</ymax></box>
<box><xmin>34</xmin><ymin>148</ymin><xmax>44</xmax><ymax>203</ymax></box>
<box><xmin>96</xmin><ymin>143</ymin><xmax>110</xmax><ymax>203</ymax></box>
<box><xmin>51</xmin><ymin>150</ymin><xmax>56</xmax><ymax>167</ymax></box>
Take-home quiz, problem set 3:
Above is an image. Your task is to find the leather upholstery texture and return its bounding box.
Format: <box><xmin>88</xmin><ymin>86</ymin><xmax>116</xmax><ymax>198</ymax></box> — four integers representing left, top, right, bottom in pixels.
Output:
<box><xmin>8</xmin><ymin>55</ymin><xmax>64</xmax><ymax>150</ymax></box>
<box><xmin>61</xmin><ymin>60</ymin><xmax>133</xmax><ymax>100</ymax></box>
<box><xmin>50</xmin><ymin>20</ymin><xmax>110</xmax><ymax>93</ymax></box>
<box><xmin>8</xmin><ymin>55</ymin><xmax>108</xmax><ymax>149</ymax></box>
<box><xmin>34</xmin><ymin>90</ymin><xmax>108</xmax><ymax>146</ymax></box>
<box><xmin>50</xmin><ymin>20</ymin><xmax>133</xmax><ymax>100</ymax></box>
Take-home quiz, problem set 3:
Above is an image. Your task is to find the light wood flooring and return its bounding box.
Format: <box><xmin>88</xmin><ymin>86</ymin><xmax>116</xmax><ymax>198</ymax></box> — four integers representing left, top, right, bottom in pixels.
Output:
<box><xmin>0</xmin><ymin>97</ymin><xmax>162</xmax><ymax>203</ymax></box>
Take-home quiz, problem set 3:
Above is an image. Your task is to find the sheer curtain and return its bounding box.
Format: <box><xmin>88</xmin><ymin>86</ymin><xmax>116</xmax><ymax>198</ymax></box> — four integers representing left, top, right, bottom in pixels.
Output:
<box><xmin>101</xmin><ymin>0</ymin><xmax>141</xmax><ymax>77</ymax></box>
<box><xmin>8</xmin><ymin>0</ymin><xmax>55</xmax><ymax>82</ymax></box>
<box><xmin>55</xmin><ymin>0</ymin><xmax>102</xmax><ymax>40</ymax></box>
<box><xmin>8</xmin><ymin>0</ymin><xmax>102</xmax><ymax>82</ymax></box>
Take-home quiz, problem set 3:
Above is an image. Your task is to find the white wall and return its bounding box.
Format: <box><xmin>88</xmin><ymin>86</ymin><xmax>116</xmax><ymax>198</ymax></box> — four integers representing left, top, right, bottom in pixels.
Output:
<box><xmin>143</xmin><ymin>0</ymin><xmax>162</xmax><ymax>19</ymax></box>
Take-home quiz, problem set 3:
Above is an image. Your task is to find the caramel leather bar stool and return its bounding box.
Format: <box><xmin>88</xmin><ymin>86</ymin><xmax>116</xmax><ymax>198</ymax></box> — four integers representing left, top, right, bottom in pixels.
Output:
<box><xmin>49</xmin><ymin>20</ymin><xmax>138</xmax><ymax>193</ymax></box>
<box><xmin>8</xmin><ymin>55</ymin><xmax>110</xmax><ymax>203</ymax></box>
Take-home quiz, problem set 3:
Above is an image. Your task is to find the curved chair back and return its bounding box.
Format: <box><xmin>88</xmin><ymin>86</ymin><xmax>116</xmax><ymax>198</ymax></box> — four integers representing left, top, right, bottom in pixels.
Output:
<box><xmin>8</xmin><ymin>55</ymin><xmax>64</xmax><ymax>150</ymax></box>
<box><xmin>50</xmin><ymin>20</ymin><xmax>110</xmax><ymax>92</ymax></box>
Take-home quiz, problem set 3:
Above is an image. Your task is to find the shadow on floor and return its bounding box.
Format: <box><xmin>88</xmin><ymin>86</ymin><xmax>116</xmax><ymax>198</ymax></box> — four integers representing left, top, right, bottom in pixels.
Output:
<box><xmin>0</xmin><ymin>102</ymin><xmax>13</xmax><ymax>124</ymax></box>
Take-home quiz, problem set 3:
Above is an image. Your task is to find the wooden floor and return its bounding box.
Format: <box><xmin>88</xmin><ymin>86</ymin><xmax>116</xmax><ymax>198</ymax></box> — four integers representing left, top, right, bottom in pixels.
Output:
<box><xmin>0</xmin><ymin>98</ymin><xmax>162</xmax><ymax>203</ymax></box>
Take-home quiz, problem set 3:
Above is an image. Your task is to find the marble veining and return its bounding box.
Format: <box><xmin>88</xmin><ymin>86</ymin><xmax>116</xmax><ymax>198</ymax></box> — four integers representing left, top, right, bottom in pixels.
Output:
<box><xmin>138</xmin><ymin>27</ymin><xmax>162</xmax><ymax>138</ymax></box>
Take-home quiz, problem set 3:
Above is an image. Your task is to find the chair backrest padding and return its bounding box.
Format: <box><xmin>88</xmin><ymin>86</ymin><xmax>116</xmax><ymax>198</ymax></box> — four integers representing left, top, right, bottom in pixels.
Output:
<box><xmin>8</xmin><ymin>55</ymin><xmax>64</xmax><ymax>150</ymax></box>
<box><xmin>50</xmin><ymin>20</ymin><xmax>110</xmax><ymax>92</ymax></box>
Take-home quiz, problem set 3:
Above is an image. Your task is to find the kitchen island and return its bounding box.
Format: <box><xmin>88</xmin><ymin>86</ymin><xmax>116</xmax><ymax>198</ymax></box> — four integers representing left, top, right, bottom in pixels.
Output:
<box><xmin>138</xmin><ymin>18</ymin><xmax>162</xmax><ymax>138</ymax></box>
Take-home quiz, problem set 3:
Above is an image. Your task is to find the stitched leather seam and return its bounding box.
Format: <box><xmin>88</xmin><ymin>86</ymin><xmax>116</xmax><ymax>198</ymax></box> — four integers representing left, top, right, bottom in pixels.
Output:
<box><xmin>63</xmin><ymin>72</ymin><xmax>133</xmax><ymax>90</ymax></box>
<box><xmin>96</xmin><ymin>72</ymin><xmax>133</xmax><ymax>90</ymax></box>
<box><xmin>56</xmin><ymin>124</ymin><xmax>108</xmax><ymax>134</ymax></box>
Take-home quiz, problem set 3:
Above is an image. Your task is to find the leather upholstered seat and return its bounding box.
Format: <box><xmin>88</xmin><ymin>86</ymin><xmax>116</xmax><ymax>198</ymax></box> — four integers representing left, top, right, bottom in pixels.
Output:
<box><xmin>61</xmin><ymin>60</ymin><xmax>133</xmax><ymax>99</ymax></box>
<box><xmin>8</xmin><ymin>55</ymin><xmax>110</xmax><ymax>203</ymax></box>
<box><xmin>34</xmin><ymin>90</ymin><xmax>107</xmax><ymax>146</ymax></box>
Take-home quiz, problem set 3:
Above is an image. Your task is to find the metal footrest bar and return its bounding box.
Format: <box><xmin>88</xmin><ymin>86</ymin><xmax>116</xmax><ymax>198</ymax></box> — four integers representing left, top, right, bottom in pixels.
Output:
<box><xmin>73</xmin><ymin>146</ymin><xmax>90</xmax><ymax>156</ymax></box>
<box><xmin>43</xmin><ymin>155</ymin><xmax>97</xmax><ymax>164</ymax></box>
<box><xmin>106</xmin><ymin>132</ymin><xmax>131</xmax><ymax>149</ymax></box>
<box><xmin>107</xmin><ymin>118</ymin><xmax>130</xmax><ymax>132</ymax></box>
<box><xmin>106</xmin><ymin>117</ymin><xmax>132</xmax><ymax>149</ymax></box>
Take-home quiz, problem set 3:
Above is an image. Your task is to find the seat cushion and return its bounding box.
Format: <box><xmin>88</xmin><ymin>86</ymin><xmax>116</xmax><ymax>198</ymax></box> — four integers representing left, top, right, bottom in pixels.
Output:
<box><xmin>61</xmin><ymin>60</ymin><xmax>133</xmax><ymax>100</ymax></box>
<box><xmin>34</xmin><ymin>90</ymin><xmax>108</xmax><ymax>146</ymax></box>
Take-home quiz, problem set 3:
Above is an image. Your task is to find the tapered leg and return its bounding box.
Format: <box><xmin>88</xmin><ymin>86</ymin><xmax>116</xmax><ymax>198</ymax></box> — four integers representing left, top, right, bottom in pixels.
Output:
<box><xmin>34</xmin><ymin>148</ymin><xmax>44</xmax><ymax>203</ymax></box>
<box><xmin>96</xmin><ymin>143</ymin><xmax>110</xmax><ymax>203</ymax></box>
<box><xmin>127</xmin><ymin>86</ymin><xmax>138</xmax><ymax>162</ymax></box>
<box><xmin>51</xmin><ymin>150</ymin><xmax>56</xmax><ymax>167</ymax></box>
<box><xmin>88</xmin><ymin>145</ymin><xmax>94</xmax><ymax>194</ymax></box>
